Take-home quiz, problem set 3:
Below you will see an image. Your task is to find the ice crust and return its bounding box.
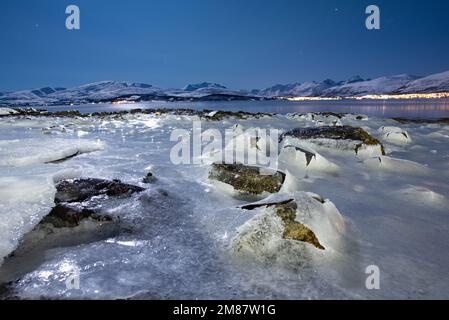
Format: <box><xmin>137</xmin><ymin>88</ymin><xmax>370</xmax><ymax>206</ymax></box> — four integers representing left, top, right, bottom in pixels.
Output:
<box><xmin>0</xmin><ymin>111</ymin><xmax>449</xmax><ymax>299</ymax></box>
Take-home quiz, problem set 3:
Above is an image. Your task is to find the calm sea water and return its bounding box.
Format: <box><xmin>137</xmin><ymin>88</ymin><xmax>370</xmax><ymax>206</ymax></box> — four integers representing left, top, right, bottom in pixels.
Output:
<box><xmin>46</xmin><ymin>98</ymin><xmax>449</xmax><ymax>119</ymax></box>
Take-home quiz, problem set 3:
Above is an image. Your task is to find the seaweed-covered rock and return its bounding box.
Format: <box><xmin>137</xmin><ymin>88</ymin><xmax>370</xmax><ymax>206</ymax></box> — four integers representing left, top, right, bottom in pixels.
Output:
<box><xmin>281</xmin><ymin>125</ymin><xmax>385</xmax><ymax>157</ymax></box>
<box><xmin>209</xmin><ymin>163</ymin><xmax>285</xmax><ymax>197</ymax></box>
<box><xmin>55</xmin><ymin>178</ymin><xmax>145</xmax><ymax>203</ymax></box>
<box><xmin>35</xmin><ymin>178</ymin><xmax>145</xmax><ymax>228</ymax></box>
<box><xmin>242</xmin><ymin>199</ymin><xmax>324</xmax><ymax>249</ymax></box>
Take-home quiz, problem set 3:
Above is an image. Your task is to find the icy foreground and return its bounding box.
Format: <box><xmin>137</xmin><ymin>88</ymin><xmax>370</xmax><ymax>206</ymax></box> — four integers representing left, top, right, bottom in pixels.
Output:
<box><xmin>0</xmin><ymin>109</ymin><xmax>449</xmax><ymax>299</ymax></box>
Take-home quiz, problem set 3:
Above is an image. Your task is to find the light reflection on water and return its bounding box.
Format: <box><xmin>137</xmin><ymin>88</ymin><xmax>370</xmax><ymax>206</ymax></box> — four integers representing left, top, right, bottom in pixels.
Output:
<box><xmin>45</xmin><ymin>98</ymin><xmax>449</xmax><ymax>119</ymax></box>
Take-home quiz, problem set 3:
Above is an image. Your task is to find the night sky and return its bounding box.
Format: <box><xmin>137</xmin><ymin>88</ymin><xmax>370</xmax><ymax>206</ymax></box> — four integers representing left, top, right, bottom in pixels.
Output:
<box><xmin>1</xmin><ymin>0</ymin><xmax>449</xmax><ymax>91</ymax></box>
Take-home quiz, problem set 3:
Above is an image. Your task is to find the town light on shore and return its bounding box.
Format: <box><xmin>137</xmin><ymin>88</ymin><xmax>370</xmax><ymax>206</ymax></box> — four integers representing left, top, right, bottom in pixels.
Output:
<box><xmin>282</xmin><ymin>92</ymin><xmax>449</xmax><ymax>101</ymax></box>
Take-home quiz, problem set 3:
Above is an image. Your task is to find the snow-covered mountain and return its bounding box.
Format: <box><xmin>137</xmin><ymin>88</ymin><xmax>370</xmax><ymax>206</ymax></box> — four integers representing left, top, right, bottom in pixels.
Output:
<box><xmin>397</xmin><ymin>70</ymin><xmax>449</xmax><ymax>94</ymax></box>
<box><xmin>321</xmin><ymin>74</ymin><xmax>421</xmax><ymax>97</ymax></box>
<box><xmin>183</xmin><ymin>82</ymin><xmax>227</xmax><ymax>92</ymax></box>
<box><xmin>1</xmin><ymin>69</ymin><xmax>449</xmax><ymax>106</ymax></box>
<box><xmin>0</xmin><ymin>87</ymin><xmax>66</xmax><ymax>105</ymax></box>
<box><xmin>0</xmin><ymin>81</ymin><xmax>254</xmax><ymax>106</ymax></box>
<box><xmin>257</xmin><ymin>74</ymin><xmax>428</xmax><ymax>98</ymax></box>
<box><xmin>257</xmin><ymin>79</ymin><xmax>338</xmax><ymax>97</ymax></box>
<box><xmin>49</xmin><ymin>81</ymin><xmax>164</xmax><ymax>103</ymax></box>
<box><xmin>0</xmin><ymin>82</ymin><xmax>164</xmax><ymax>106</ymax></box>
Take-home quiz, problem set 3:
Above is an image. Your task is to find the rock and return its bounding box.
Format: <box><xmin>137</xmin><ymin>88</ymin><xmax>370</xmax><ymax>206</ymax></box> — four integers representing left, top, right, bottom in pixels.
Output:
<box><xmin>40</xmin><ymin>178</ymin><xmax>144</xmax><ymax>227</ymax></box>
<box><xmin>281</xmin><ymin>125</ymin><xmax>385</xmax><ymax>157</ymax></box>
<box><xmin>142</xmin><ymin>172</ymin><xmax>157</xmax><ymax>184</ymax></box>
<box><xmin>40</xmin><ymin>204</ymin><xmax>112</xmax><ymax>228</ymax></box>
<box><xmin>230</xmin><ymin>192</ymin><xmax>345</xmax><ymax>266</ymax></box>
<box><xmin>288</xmin><ymin>112</ymin><xmax>342</xmax><ymax>126</ymax></box>
<box><xmin>242</xmin><ymin>199</ymin><xmax>324</xmax><ymax>250</ymax></box>
<box><xmin>55</xmin><ymin>178</ymin><xmax>145</xmax><ymax>203</ymax></box>
<box><xmin>209</xmin><ymin>163</ymin><xmax>285</xmax><ymax>197</ymax></box>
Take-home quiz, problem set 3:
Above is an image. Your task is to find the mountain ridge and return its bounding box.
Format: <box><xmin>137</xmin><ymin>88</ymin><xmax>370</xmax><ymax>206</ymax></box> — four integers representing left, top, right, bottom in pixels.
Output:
<box><xmin>1</xmin><ymin>70</ymin><xmax>449</xmax><ymax>106</ymax></box>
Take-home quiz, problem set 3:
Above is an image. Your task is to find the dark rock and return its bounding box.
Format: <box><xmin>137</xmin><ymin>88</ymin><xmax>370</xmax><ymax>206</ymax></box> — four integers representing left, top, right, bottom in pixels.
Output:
<box><xmin>55</xmin><ymin>178</ymin><xmax>145</xmax><ymax>203</ymax></box>
<box><xmin>209</xmin><ymin>163</ymin><xmax>285</xmax><ymax>195</ymax></box>
<box><xmin>241</xmin><ymin>198</ymin><xmax>294</xmax><ymax>210</ymax></box>
<box><xmin>41</xmin><ymin>204</ymin><xmax>112</xmax><ymax>228</ymax></box>
<box><xmin>241</xmin><ymin>198</ymin><xmax>325</xmax><ymax>250</ymax></box>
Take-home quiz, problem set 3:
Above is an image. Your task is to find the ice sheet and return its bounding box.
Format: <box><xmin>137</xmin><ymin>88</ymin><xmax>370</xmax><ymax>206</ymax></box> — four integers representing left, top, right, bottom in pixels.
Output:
<box><xmin>0</xmin><ymin>111</ymin><xmax>448</xmax><ymax>299</ymax></box>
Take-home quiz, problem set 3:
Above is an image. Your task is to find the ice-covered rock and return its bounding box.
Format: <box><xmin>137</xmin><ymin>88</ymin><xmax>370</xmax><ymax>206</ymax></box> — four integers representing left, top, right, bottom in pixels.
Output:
<box><xmin>142</xmin><ymin>172</ymin><xmax>157</xmax><ymax>184</ymax></box>
<box><xmin>278</xmin><ymin>145</ymin><xmax>339</xmax><ymax>174</ymax></box>
<box><xmin>287</xmin><ymin>112</ymin><xmax>343</xmax><ymax>127</ymax></box>
<box><xmin>1</xmin><ymin>177</ymin><xmax>145</xmax><ymax>268</ymax></box>
<box><xmin>378</xmin><ymin>126</ymin><xmax>412</xmax><ymax>144</ymax></box>
<box><xmin>0</xmin><ymin>176</ymin><xmax>56</xmax><ymax>264</ymax></box>
<box><xmin>281</xmin><ymin>126</ymin><xmax>385</xmax><ymax>158</ymax></box>
<box><xmin>393</xmin><ymin>185</ymin><xmax>448</xmax><ymax>209</ymax></box>
<box><xmin>230</xmin><ymin>192</ymin><xmax>345</xmax><ymax>267</ymax></box>
<box><xmin>208</xmin><ymin>163</ymin><xmax>285</xmax><ymax>199</ymax></box>
<box><xmin>0</xmin><ymin>108</ymin><xmax>18</xmax><ymax>116</ymax></box>
<box><xmin>223</xmin><ymin>126</ymin><xmax>278</xmax><ymax>160</ymax></box>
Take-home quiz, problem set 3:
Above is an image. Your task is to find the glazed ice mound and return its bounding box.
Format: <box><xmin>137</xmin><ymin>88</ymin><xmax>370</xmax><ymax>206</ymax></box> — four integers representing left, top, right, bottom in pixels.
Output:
<box><xmin>230</xmin><ymin>192</ymin><xmax>345</xmax><ymax>267</ymax></box>
<box><xmin>363</xmin><ymin>156</ymin><xmax>429</xmax><ymax>174</ymax></box>
<box><xmin>0</xmin><ymin>176</ymin><xmax>56</xmax><ymax>264</ymax></box>
<box><xmin>281</xmin><ymin>126</ymin><xmax>385</xmax><ymax>159</ymax></box>
<box><xmin>0</xmin><ymin>108</ymin><xmax>19</xmax><ymax>116</ymax></box>
<box><xmin>378</xmin><ymin>126</ymin><xmax>412</xmax><ymax>144</ymax></box>
<box><xmin>208</xmin><ymin>163</ymin><xmax>285</xmax><ymax>199</ymax></box>
<box><xmin>278</xmin><ymin>144</ymin><xmax>339</xmax><ymax>174</ymax></box>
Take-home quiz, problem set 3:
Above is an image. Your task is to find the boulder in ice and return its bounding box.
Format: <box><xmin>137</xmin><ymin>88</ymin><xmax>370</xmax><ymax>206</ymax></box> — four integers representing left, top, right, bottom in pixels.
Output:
<box><xmin>230</xmin><ymin>192</ymin><xmax>345</xmax><ymax>267</ymax></box>
<box><xmin>208</xmin><ymin>163</ymin><xmax>285</xmax><ymax>199</ymax></box>
<box><xmin>281</xmin><ymin>126</ymin><xmax>385</xmax><ymax>159</ymax></box>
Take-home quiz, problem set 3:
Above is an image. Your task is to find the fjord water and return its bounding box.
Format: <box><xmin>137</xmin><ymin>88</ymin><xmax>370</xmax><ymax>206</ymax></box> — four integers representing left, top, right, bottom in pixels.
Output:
<box><xmin>46</xmin><ymin>98</ymin><xmax>449</xmax><ymax>118</ymax></box>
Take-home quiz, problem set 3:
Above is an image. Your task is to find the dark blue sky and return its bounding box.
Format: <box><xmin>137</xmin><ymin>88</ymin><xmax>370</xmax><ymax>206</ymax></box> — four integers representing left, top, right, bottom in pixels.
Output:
<box><xmin>1</xmin><ymin>0</ymin><xmax>449</xmax><ymax>91</ymax></box>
